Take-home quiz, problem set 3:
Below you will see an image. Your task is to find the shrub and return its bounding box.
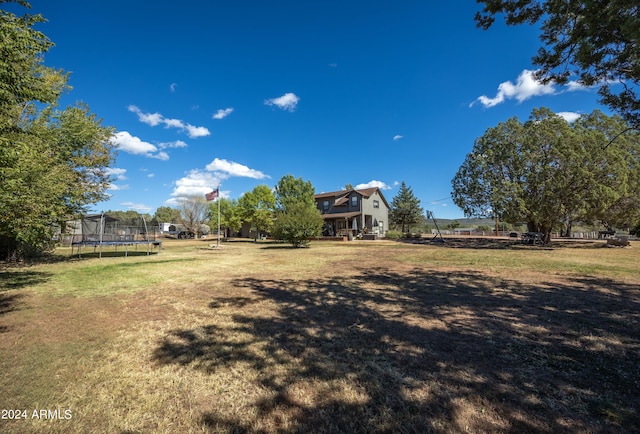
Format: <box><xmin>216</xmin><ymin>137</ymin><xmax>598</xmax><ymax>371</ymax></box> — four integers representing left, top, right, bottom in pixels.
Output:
<box><xmin>385</xmin><ymin>230</ymin><xmax>403</xmax><ymax>240</ymax></box>
<box><xmin>272</xmin><ymin>203</ymin><xmax>323</xmax><ymax>247</ymax></box>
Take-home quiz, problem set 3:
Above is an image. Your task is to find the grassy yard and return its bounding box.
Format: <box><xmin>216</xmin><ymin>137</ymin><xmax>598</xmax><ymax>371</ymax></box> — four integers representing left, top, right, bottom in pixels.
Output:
<box><xmin>0</xmin><ymin>238</ymin><xmax>638</xmax><ymax>433</ymax></box>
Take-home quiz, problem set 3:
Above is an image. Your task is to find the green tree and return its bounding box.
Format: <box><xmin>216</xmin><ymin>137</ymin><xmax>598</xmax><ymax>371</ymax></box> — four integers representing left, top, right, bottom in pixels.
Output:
<box><xmin>154</xmin><ymin>206</ymin><xmax>181</xmax><ymax>224</ymax></box>
<box><xmin>0</xmin><ymin>2</ymin><xmax>114</xmax><ymax>260</ymax></box>
<box><xmin>272</xmin><ymin>202</ymin><xmax>323</xmax><ymax>247</ymax></box>
<box><xmin>103</xmin><ymin>210</ymin><xmax>139</xmax><ymax>226</ymax></box>
<box><xmin>476</xmin><ymin>224</ymin><xmax>492</xmax><ymax>232</ymax></box>
<box><xmin>447</xmin><ymin>220</ymin><xmax>461</xmax><ymax>231</ymax></box>
<box><xmin>274</xmin><ymin>174</ymin><xmax>315</xmax><ymax>211</ymax></box>
<box><xmin>571</xmin><ymin>111</ymin><xmax>640</xmax><ymax>231</ymax></box>
<box><xmin>238</xmin><ymin>185</ymin><xmax>276</xmax><ymax>241</ymax></box>
<box><xmin>475</xmin><ymin>0</ymin><xmax>640</xmax><ymax>127</ymax></box>
<box><xmin>272</xmin><ymin>175</ymin><xmax>322</xmax><ymax>247</ymax></box>
<box><xmin>389</xmin><ymin>181</ymin><xmax>423</xmax><ymax>233</ymax></box>
<box><xmin>452</xmin><ymin>108</ymin><xmax>639</xmax><ymax>243</ymax></box>
<box><xmin>208</xmin><ymin>198</ymin><xmax>243</xmax><ymax>238</ymax></box>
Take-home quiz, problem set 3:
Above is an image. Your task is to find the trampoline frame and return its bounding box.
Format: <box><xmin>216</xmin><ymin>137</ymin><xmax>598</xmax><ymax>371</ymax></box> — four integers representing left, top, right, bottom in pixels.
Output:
<box><xmin>70</xmin><ymin>213</ymin><xmax>162</xmax><ymax>258</ymax></box>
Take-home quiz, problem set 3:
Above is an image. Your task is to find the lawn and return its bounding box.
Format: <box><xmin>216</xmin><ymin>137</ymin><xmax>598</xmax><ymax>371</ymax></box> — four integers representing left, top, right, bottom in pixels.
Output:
<box><xmin>0</xmin><ymin>238</ymin><xmax>638</xmax><ymax>433</ymax></box>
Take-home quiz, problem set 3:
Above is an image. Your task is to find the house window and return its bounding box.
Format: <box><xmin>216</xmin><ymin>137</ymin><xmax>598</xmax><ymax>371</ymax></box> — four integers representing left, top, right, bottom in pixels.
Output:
<box><xmin>351</xmin><ymin>196</ymin><xmax>358</xmax><ymax>207</ymax></box>
<box><xmin>323</xmin><ymin>200</ymin><xmax>329</xmax><ymax>210</ymax></box>
<box><xmin>373</xmin><ymin>200</ymin><xmax>379</xmax><ymax>209</ymax></box>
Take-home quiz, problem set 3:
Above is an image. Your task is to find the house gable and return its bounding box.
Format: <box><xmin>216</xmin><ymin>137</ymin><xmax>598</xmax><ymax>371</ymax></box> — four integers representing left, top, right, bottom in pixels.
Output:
<box><xmin>314</xmin><ymin>188</ymin><xmax>389</xmax><ymax>214</ymax></box>
<box><xmin>314</xmin><ymin>187</ymin><xmax>389</xmax><ymax>236</ymax></box>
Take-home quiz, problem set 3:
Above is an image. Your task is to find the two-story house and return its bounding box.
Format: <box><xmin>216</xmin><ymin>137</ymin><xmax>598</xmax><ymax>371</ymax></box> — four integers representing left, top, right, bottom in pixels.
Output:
<box><xmin>314</xmin><ymin>187</ymin><xmax>389</xmax><ymax>238</ymax></box>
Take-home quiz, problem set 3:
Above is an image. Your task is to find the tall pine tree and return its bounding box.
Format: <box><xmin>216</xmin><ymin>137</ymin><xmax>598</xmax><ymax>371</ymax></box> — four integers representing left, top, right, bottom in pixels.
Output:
<box><xmin>389</xmin><ymin>182</ymin><xmax>423</xmax><ymax>234</ymax></box>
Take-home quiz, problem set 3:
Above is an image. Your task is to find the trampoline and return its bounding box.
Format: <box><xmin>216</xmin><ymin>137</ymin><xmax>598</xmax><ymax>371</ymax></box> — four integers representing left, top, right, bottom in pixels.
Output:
<box><xmin>70</xmin><ymin>213</ymin><xmax>162</xmax><ymax>258</ymax></box>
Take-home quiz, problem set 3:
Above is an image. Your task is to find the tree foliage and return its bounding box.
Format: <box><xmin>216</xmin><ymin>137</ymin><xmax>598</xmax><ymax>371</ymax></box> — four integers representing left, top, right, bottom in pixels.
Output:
<box><xmin>272</xmin><ymin>175</ymin><xmax>322</xmax><ymax>247</ymax></box>
<box><xmin>238</xmin><ymin>185</ymin><xmax>276</xmax><ymax>240</ymax></box>
<box><xmin>208</xmin><ymin>198</ymin><xmax>243</xmax><ymax>238</ymax></box>
<box><xmin>0</xmin><ymin>1</ymin><xmax>115</xmax><ymax>260</ymax></box>
<box><xmin>475</xmin><ymin>0</ymin><xmax>640</xmax><ymax>127</ymax></box>
<box><xmin>103</xmin><ymin>210</ymin><xmax>152</xmax><ymax>228</ymax></box>
<box><xmin>389</xmin><ymin>181</ymin><xmax>423</xmax><ymax>233</ymax></box>
<box><xmin>154</xmin><ymin>206</ymin><xmax>181</xmax><ymax>224</ymax></box>
<box><xmin>272</xmin><ymin>202</ymin><xmax>323</xmax><ymax>247</ymax></box>
<box><xmin>452</xmin><ymin>107</ymin><xmax>640</xmax><ymax>242</ymax></box>
<box><xmin>274</xmin><ymin>174</ymin><xmax>316</xmax><ymax>211</ymax></box>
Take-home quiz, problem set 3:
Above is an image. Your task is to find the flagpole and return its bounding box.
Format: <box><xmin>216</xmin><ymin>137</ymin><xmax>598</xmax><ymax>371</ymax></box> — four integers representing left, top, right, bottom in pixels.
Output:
<box><xmin>217</xmin><ymin>184</ymin><xmax>221</xmax><ymax>248</ymax></box>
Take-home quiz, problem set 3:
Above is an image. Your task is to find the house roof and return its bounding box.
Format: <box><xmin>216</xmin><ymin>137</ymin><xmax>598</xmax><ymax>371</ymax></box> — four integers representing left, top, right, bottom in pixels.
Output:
<box><xmin>314</xmin><ymin>190</ymin><xmax>348</xmax><ymax>199</ymax></box>
<box><xmin>314</xmin><ymin>187</ymin><xmax>389</xmax><ymax>208</ymax></box>
<box><xmin>334</xmin><ymin>197</ymin><xmax>349</xmax><ymax>206</ymax></box>
<box><xmin>319</xmin><ymin>211</ymin><xmax>362</xmax><ymax>220</ymax></box>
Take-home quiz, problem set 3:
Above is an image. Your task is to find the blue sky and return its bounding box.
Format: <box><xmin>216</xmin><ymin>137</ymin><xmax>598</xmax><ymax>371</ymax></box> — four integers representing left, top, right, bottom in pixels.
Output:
<box><xmin>27</xmin><ymin>0</ymin><xmax>608</xmax><ymax>218</ymax></box>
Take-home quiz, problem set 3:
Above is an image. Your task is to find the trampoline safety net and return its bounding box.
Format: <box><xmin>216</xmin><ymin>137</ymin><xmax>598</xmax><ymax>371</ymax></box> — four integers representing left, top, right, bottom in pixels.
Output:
<box><xmin>69</xmin><ymin>213</ymin><xmax>161</xmax><ymax>258</ymax></box>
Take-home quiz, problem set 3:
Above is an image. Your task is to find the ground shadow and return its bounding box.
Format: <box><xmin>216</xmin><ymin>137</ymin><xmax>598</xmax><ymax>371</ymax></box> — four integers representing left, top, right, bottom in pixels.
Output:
<box><xmin>0</xmin><ymin>292</ymin><xmax>24</xmax><ymax>321</ymax></box>
<box><xmin>0</xmin><ymin>270</ymin><xmax>41</xmax><ymax>332</ymax></box>
<box><xmin>154</xmin><ymin>269</ymin><xmax>639</xmax><ymax>433</ymax></box>
<box><xmin>398</xmin><ymin>237</ymin><xmax>607</xmax><ymax>250</ymax></box>
<box><xmin>0</xmin><ymin>270</ymin><xmax>51</xmax><ymax>291</ymax></box>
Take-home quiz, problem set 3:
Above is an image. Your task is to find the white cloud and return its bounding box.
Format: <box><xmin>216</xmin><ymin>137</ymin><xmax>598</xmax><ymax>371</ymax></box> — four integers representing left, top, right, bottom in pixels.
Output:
<box><xmin>170</xmin><ymin>169</ymin><xmax>225</xmax><ymax>198</ymax></box>
<box><xmin>170</xmin><ymin>83</ymin><xmax>177</xmax><ymax>92</ymax></box>
<box><xmin>213</xmin><ymin>108</ymin><xmax>234</xmax><ymax>119</ymax></box>
<box><xmin>121</xmin><ymin>202</ymin><xmax>153</xmax><ymax>213</ymax></box>
<box><xmin>184</xmin><ymin>124</ymin><xmax>210</xmax><ymax>138</ymax></box>
<box><xmin>566</xmin><ymin>80</ymin><xmax>586</xmax><ymax>92</ymax></box>
<box><xmin>265</xmin><ymin>92</ymin><xmax>300</xmax><ymax>111</ymax></box>
<box><xmin>169</xmin><ymin>159</ymin><xmax>269</xmax><ymax>200</ymax></box>
<box><xmin>152</xmin><ymin>151</ymin><xmax>170</xmax><ymax>161</ymax></box>
<box><xmin>163</xmin><ymin>117</ymin><xmax>184</xmax><ymax>129</ymax></box>
<box><xmin>127</xmin><ymin>105</ymin><xmax>210</xmax><ymax>138</ymax></box>
<box><xmin>205</xmin><ymin>158</ymin><xmax>270</xmax><ymax>179</ymax></box>
<box><xmin>557</xmin><ymin>111</ymin><xmax>582</xmax><ymax>123</ymax></box>
<box><xmin>147</xmin><ymin>173</ymin><xmax>155</xmax><ymax>178</ymax></box>
<box><xmin>107</xmin><ymin>183</ymin><xmax>129</xmax><ymax>191</ymax></box>
<box><xmin>105</xmin><ymin>167</ymin><xmax>127</xmax><ymax>180</ymax></box>
<box><xmin>471</xmin><ymin>69</ymin><xmax>555</xmax><ymax>108</ymax></box>
<box><xmin>393</xmin><ymin>135</ymin><xmax>403</xmax><ymax>141</ymax></box>
<box><xmin>112</xmin><ymin>131</ymin><xmax>169</xmax><ymax>160</ymax></box>
<box><xmin>158</xmin><ymin>140</ymin><xmax>188</xmax><ymax>149</ymax></box>
<box><xmin>355</xmin><ymin>180</ymin><xmax>392</xmax><ymax>190</ymax></box>
<box><xmin>128</xmin><ymin>105</ymin><xmax>163</xmax><ymax>126</ymax></box>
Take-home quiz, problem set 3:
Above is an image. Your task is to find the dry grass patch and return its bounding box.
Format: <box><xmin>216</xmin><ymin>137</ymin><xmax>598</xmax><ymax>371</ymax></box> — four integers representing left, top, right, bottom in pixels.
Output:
<box><xmin>0</xmin><ymin>238</ymin><xmax>639</xmax><ymax>433</ymax></box>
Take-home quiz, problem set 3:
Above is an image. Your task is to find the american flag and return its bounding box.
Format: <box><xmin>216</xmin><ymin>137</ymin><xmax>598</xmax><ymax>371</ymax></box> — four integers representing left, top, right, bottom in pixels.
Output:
<box><xmin>205</xmin><ymin>188</ymin><xmax>219</xmax><ymax>201</ymax></box>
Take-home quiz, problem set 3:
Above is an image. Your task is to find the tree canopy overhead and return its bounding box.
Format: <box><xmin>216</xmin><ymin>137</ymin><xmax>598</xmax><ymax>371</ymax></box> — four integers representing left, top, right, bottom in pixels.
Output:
<box><xmin>475</xmin><ymin>0</ymin><xmax>640</xmax><ymax>127</ymax></box>
<box><xmin>1</xmin><ymin>1</ymin><xmax>115</xmax><ymax>260</ymax></box>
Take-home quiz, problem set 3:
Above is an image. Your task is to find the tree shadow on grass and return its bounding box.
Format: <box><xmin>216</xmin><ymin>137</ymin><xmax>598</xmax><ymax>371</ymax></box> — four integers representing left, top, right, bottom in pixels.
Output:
<box><xmin>0</xmin><ymin>292</ymin><xmax>24</xmax><ymax>332</ymax></box>
<box><xmin>399</xmin><ymin>237</ymin><xmax>606</xmax><ymax>250</ymax></box>
<box><xmin>0</xmin><ymin>270</ymin><xmax>44</xmax><ymax>332</ymax></box>
<box><xmin>154</xmin><ymin>269</ymin><xmax>640</xmax><ymax>433</ymax></box>
<box><xmin>0</xmin><ymin>270</ymin><xmax>52</xmax><ymax>291</ymax></box>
